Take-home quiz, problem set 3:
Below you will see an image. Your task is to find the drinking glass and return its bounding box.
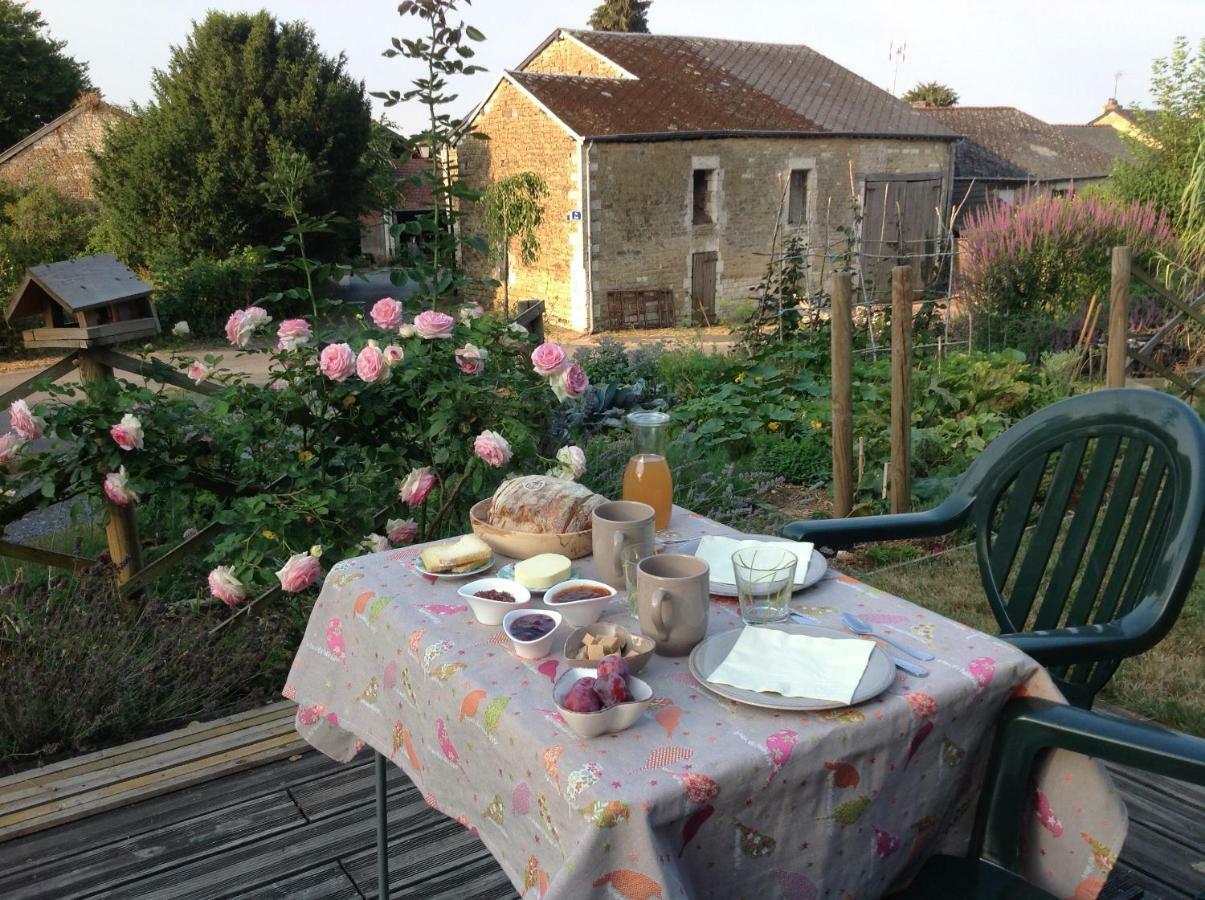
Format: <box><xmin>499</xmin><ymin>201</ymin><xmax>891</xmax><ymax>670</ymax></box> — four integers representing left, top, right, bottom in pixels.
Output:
<box><xmin>732</xmin><ymin>546</ymin><xmax>798</xmax><ymax>625</ymax></box>
<box><xmin>620</xmin><ymin>541</ymin><xmax>652</xmax><ymax>619</ymax></box>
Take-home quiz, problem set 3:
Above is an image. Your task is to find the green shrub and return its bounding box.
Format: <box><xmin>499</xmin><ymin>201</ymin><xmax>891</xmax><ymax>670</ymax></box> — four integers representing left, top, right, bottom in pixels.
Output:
<box><xmin>149</xmin><ymin>247</ymin><xmax>270</xmax><ymax>337</ymax></box>
<box><xmin>754</xmin><ymin>432</ymin><xmax>831</xmax><ymax>485</ymax></box>
<box><xmin>576</xmin><ymin>336</ymin><xmax>664</xmax><ymax>391</ymax></box>
<box><xmin>655</xmin><ymin>348</ymin><xmax>745</xmax><ymax>402</ymax></box>
<box><xmin>0</xmin><ymin>182</ymin><xmax>99</xmax><ymax>354</ymax></box>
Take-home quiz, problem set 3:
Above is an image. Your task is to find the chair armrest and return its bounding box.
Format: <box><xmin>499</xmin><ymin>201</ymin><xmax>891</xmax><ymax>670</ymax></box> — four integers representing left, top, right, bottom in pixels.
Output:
<box><xmin>780</xmin><ymin>498</ymin><xmax>968</xmax><ymax>551</ymax></box>
<box><xmin>977</xmin><ymin>698</ymin><xmax>1205</xmax><ymax>870</ymax></box>
<box><xmin>1000</xmin><ymin>607</ymin><xmax>1166</xmax><ymax>667</ymax></box>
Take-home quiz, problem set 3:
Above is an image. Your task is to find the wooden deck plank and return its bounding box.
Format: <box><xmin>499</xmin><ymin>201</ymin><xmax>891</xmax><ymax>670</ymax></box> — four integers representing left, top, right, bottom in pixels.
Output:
<box><xmin>0</xmin><ymin>701</ymin><xmax>295</xmax><ymax>790</ymax></box>
<box><xmin>1113</xmin><ymin>820</ymin><xmax>1203</xmax><ymax>900</ymax></box>
<box><xmin>230</xmin><ymin>862</ymin><xmax>363</xmax><ymax>900</ymax></box>
<box><xmin>0</xmin><ymin>791</ymin><xmax>305</xmax><ymax>900</ymax></box>
<box><xmin>1106</xmin><ymin>768</ymin><xmax>1204</xmax><ymax>849</ymax></box>
<box><xmin>289</xmin><ymin>756</ymin><xmax>411</xmax><ymax>821</ymax></box>
<box><xmin>0</xmin><ymin>731</ymin><xmax>307</xmax><ymax>841</ymax></box>
<box><xmin>92</xmin><ymin>783</ymin><xmax>440</xmax><ymax>899</ymax></box>
<box><xmin>0</xmin><ymin>750</ymin><xmax>330</xmax><ymax>877</ymax></box>
<box><xmin>0</xmin><ymin>717</ymin><xmax>300</xmax><ymax>818</ymax></box>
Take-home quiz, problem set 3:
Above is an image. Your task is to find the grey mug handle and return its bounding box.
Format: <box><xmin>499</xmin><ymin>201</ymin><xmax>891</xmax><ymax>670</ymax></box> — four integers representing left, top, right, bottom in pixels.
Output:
<box><xmin>612</xmin><ymin>530</ymin><xmax>626</xmax><ymax>561</ymax></box>
<box><xmin>650</xmin><ymin>587</ymin><xmax>671</xmax><ymax>639</ymax></box>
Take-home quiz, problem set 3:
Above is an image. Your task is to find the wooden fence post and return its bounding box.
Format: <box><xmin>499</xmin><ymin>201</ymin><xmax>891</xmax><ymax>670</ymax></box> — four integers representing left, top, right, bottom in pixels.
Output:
<box><xmin>890</xmin><ymin>266</ymin><xmax>912</xmax><ymax>514</ymax></box>
<box><xmin>79</xmin><ymin>350</ymin><xmax>143</xmax><ymax>588</ymax></box>
<box><xmin>830</xmin><ymin>272</ymin><xmax>854</xmax><ymax>517</ymax></box>
<box><xmin>1107</xmin><ymin>245</ymin><xmax>1131</xmax><ymax>389</ymax></box>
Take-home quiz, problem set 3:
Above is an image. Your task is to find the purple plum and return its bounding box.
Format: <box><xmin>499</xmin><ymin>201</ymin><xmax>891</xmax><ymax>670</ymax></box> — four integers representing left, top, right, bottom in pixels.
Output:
<box><xmin>562</xmin><ymin>677</ymin><xmax>603</xmax><ymax>713</ymax></box>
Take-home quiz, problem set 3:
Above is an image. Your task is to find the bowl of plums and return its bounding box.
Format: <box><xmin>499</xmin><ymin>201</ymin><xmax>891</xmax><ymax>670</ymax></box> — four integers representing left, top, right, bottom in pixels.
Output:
<box><xmin>553</xmin><ymin>655</ymin><xmax>653</xmax><ymax>738</ymax></box>
<box><xmin>458</xmin><ymin>577</ymin><xmax>532</xmax><ymax>625</ymax></box>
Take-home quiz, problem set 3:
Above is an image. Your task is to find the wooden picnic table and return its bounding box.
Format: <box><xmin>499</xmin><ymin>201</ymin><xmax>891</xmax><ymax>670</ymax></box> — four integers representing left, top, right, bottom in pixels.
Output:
<box><xmin>285</xmin><ymin>506</ymin><xmax>1126</xmax><ymax>899</ymax></box>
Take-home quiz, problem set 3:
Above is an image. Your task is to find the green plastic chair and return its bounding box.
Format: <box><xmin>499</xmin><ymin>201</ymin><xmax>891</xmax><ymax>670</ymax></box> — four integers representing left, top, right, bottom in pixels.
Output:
<box><xmin>783</xmin><ymin>389</ymin><xmax>1205</xmax><ymax>708</ymax></box>
<box><xmin>892</xmin><ymin>697</ymin><xmax>1205</xmax><ymax>899</ymax></box>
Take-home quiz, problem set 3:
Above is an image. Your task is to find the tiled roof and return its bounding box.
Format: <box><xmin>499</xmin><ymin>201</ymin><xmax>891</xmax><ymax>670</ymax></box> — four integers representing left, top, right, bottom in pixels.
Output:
<box><xmin>918</xmin><ymin>106</ymin><xmax>1116</xmax><ymax>181</ymax></box>
<box><xmin>393</xmin><ymin>156</ymin><xmax>435</xmax><ymax>210</ymax></box>
<box><xmin>508</xmin><ymin>30</ymin><xmax>958</xmax><ymax>140</ymax></box>
<box><xmin>1057</xmin><ymin>124</ymin><xmax>1133</xmax><ymax>164</ymax></box>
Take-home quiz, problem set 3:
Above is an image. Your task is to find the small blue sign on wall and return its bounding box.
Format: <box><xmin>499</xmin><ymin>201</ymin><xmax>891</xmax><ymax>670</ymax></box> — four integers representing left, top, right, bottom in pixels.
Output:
<box><xmin>569</xmin><ymin>210</ymin><xmax>582</xmax><ymax>220</ymax></box>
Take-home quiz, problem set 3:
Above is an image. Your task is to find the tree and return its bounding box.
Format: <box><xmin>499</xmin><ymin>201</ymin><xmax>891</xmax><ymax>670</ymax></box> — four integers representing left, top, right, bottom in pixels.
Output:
<box><xmin>91</xmin><ymin>10</ymin><xmax>372</xmax><ymax>265</ymax></box>
<box><xmin>1110</xmin><ymin>37</ymin><xmax>1205</xmax><ymax>223</ymax></box>
<box><xmin>901</xmin><ymin>81</ymin><xmax>958</xmax><ymax>107</ymax></box>
<box><xmin>0</xmin><ymin>1</ymin><xmax>92</xmax><ymax>150</ymax></box>
<box><xmin>480</xmin><ymin>172</ymin><xmax>549</xmax><ymax>318</ymax></box>
<box><xmin>588</xmin><ymin>0</ymin><xmax>651</xmax><ymax>33</ymax></box>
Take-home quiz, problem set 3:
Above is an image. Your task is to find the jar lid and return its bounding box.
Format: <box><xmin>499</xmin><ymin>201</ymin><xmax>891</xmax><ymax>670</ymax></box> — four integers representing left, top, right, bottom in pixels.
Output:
<box><xmin>626</xmin><ymin>411</ymin><xmax>669</xmax><ymax>427</ymax></box>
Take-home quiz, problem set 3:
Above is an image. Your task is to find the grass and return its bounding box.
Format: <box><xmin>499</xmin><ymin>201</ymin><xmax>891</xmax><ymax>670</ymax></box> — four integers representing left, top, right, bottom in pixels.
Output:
<box><xmin>850</xmin><ymin>543</ymin><xmax>1205</xmax><ymax>736</ymax></box>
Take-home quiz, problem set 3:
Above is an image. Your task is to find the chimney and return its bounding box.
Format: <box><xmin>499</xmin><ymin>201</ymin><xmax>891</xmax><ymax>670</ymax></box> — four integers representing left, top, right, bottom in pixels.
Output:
<box><xmin>1104</xmin><ymin>97</ymin><xmax>1120</xmax><ymax>113</ymax></box>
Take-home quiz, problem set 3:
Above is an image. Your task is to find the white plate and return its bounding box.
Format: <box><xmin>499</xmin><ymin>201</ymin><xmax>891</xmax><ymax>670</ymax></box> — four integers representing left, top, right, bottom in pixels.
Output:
<box><xmin>690</xmin><ymin>535</ymin><xmax>828</xmax><ymax>597</ymax></box>
<box><xmin>496</xmin><ymin>562</ymin><xmax>577</xmax><ymax>595</ymax></box>
<box><xmin>688</xmin><ymin>622</ymin><xmax>894</xmax><ymax>711</ymax></box>
<box><xmin>415</xmin><ymin>555</ymin><xmax>495</xmax><ymax>580</ymax></box>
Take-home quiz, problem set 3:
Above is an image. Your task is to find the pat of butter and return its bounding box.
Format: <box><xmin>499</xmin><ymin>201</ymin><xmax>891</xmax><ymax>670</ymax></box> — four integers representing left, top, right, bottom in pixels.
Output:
<box><xmin>514</xmin><ymin>553</ymin><xmax>572</xmax><ymax>590</ymax></box>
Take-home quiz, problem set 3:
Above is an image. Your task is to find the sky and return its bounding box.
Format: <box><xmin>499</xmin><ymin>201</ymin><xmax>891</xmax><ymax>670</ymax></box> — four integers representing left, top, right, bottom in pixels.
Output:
<box><xmin>31</xmin><ymin>0</ymin><xmax>1204</xmax><ymax>134</ymax></box>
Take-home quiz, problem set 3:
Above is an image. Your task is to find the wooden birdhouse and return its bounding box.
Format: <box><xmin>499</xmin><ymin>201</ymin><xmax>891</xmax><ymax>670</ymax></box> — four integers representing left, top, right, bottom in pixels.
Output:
<box><xmin>4</xmin><ymin>253</ymin><xmax>159</xmax><ymax>349</ymax></box>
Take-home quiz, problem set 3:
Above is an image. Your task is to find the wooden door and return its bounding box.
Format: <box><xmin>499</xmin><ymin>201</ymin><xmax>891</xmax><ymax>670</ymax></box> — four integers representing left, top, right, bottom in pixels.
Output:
<box><xmin>861</xmin><ymin>176</ymin><xmax>944</xmax><ymax>300</ymax></box>
<box><xmin>691</xmin><ymin>251</ymin><xmax>718</xmax><ymax>325</ymax></box>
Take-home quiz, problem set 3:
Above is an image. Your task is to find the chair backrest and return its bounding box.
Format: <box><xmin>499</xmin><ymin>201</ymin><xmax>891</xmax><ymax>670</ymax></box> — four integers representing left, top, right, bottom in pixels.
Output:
<box><xmin>948</xmin><ymin>389</ymin><xmax>1205</xmax><ymax>705</ymax></box>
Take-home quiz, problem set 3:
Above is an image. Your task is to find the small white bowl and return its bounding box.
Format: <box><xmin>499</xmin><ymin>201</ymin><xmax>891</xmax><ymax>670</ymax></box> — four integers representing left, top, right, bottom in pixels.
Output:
<box><xmin>543</xmin><ymin>579</ymin><xmax>616</xmax><ymax>626</ymax></box>
<box><xmin>458</xmin><ymin>577</ymin><xmax>532</xmax><ymax>625</ymax></box>
<box><xmin>552</xmin><ymin>666</ymin><xmax>653</xmax><ymax>738</ymax></box>
<box><xmin>502</xmin><ymin>608</ymin><xmax>563</xmax><ymax>659</ymax></box>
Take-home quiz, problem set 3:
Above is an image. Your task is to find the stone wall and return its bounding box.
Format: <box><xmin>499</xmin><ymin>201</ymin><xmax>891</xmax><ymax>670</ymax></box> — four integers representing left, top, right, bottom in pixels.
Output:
<box><xmin>457</xmin><ymin>78</ymin><xmax>586</xmax><ymax>327</ymax></box>
<box><xmin>521</xmin><ymin>33</ymin><xmax>630</xmax><ymax>79</ymax></box>
<box><xmin>0</xmin><ymin>104</ymin><xmax>125</xmax><ymax>202</ymax></box>
<box><xmin>586</xmin><ymin>136</ymin><xmax>954</xmax><ymax>325</ymax></box>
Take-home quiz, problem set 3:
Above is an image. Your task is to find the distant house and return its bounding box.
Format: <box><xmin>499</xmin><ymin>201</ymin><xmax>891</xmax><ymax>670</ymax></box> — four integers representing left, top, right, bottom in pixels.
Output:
<box><xmin>456</xmin><ymin>29</ymin><xmax>959</xmax><ymax>330</ymax></box>
<box><xmin>0</xmin><ymin>92</ymin><xmax>127</xmax><ymax>202</ymax></box>
<box><xmin>1056</xmin><ymin>123</ymin><xmax>1133</xmax><ymax>165</ymax></box>
<box><xmin>1088</xmin><ymin>98</ymin><xmax>1152</xmax><ymax>141</ymax></box>
<box><xmin>359</xmin><ymin>152</ymin><xmax>437</xmax><ymax>266</ymax></box>
<box><xmin>918</xmin><ymin>106</ymin><xmax>1118</xmax><ymax>222</ymax></box>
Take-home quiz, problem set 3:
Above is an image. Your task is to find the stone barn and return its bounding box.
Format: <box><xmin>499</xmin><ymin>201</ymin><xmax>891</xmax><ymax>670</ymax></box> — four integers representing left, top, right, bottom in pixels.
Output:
<box><xmin>0</xmin><ymin>92</ymin><xmax>127</xmax><ymax>202</ymax></box>
<box><xmin>456</xmin><ymin>29</ymin><xmax>958</xmax><ymax>331</ymax></box>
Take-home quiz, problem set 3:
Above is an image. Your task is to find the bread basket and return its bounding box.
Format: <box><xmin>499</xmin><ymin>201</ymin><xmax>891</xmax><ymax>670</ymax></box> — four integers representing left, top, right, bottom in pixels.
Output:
<box><xmin>469</xmin><ymin>499</ymin><xmax>593</xmax><ymax>560</ymax></box>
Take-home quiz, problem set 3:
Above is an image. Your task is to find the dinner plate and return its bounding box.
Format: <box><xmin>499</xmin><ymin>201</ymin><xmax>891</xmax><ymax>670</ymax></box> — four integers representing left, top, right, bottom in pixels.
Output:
<box><xmin>688</xmin><ymin>622</ymin><xmax>894</xmax><ymax>711</ymax></box>
<box><xmin>694</xmin><ymin>535</ymin><xmax>828</xmax><ymax>597</ymax></box>
<box><xmin>414</xmin><ymin>555</ymin><xmax>495</xmax><ymax>579</ymax></box>
<box><xmin>496</xmin><ymin>562</ymin><xmax>577</xmax><ymax>595</ymax></box>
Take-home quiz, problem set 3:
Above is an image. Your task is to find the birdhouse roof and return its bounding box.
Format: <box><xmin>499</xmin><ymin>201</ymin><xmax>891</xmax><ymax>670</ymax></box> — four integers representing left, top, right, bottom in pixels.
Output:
<box><xmin>5</xmin><ymin>254</ymin><xmax>152</xmax><ymax>322</ymax></box>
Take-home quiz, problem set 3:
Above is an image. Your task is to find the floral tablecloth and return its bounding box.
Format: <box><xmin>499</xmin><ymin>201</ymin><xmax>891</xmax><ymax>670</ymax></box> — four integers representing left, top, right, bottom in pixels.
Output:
<box><xmin>284</xmin><ymin>508</ymin><xmax>1125</xmax><ymax>900</ymax></box>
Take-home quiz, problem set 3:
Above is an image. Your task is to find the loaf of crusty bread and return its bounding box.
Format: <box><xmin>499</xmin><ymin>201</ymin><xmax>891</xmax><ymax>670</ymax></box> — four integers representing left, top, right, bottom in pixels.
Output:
<box><xmin>489</xmin><ymin>476</ymin><xmax>606</xmax><ymax>534</ymax></box>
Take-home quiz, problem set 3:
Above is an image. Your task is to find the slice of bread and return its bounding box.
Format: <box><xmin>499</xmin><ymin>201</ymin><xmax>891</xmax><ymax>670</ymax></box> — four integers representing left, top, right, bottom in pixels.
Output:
<box><xmin>420</xmin><ymin>534</ymin><xmax>492</xmax><ymax>573</ymax></box>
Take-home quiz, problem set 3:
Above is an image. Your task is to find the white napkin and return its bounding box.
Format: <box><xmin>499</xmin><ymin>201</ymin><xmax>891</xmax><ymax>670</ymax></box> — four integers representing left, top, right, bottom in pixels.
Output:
<box><xmin>695</xmin><ymin>535</ymin><xmax>814</xmax><ymax>587</ymax></box>
<box><xmin>706</xmin><ymin>628</ymin><xmax>874</xmax><ymax>703</ymax></box>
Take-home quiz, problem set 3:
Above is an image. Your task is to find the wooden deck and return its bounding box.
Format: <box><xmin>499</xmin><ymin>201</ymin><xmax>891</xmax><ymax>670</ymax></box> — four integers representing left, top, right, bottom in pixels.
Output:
<box><xmin>0</xmin><ymin>702</ymin><xmax>1199</xmax><ymax>899</ymax></box>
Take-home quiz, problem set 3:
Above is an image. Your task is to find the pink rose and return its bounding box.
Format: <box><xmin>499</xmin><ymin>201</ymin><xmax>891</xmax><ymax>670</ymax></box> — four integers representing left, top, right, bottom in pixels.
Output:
<box><xmin>473</xmin><ymin>430</ymin><xmax>512</xmax><ymax>468</ymax></box>
<box><xmin>269</xmin><ymin>378</ymin><xmax>287</xmax><ymax>391</ymax></box>
<box><xmin>187</xmin><ymin>361</ymin><xmax>211</xmax><ymax>384</ymax></box>
<box><xmin>277</xmin><ymin>318</ymin><xmax>312</xmax><ymax>351</ymax></box>
<box><xmin>551</xmin><ymin>361</ymin><xmax>589</xmax><ymax>401</ymax></box>
<box><xmin>454</xmin><ymin>342</ymin><xmax>488</xmax><ymax>375</ymax></box>
<box><xmin>530</xmin><ymin>342</ymin><xmax>567</xmax><ymax>377</ymax></box>
<box><xmin>370</xmin><ymin>298</ymin><xmax>404</xmax><ymax>330</ymax></box>
<box><xmin>319</xmin><ymin>343</ymin><xmax>356</xmax><ymax>382</ymax></box>
<box><xmin>9</xmin><ymin>399</ymin><xmax>43</xmax><ymax>441</ymax></box>
<box><xmin>356</xmin><ymin>344</ymin><xmax>391</xmax><ymax>384</ymax></box>
<box><xmin>110</xmin><ymin>413</ymin><xmax>144</xmax><ymax>451</ymax></box>
<box><xmin>208</xmin><ymin>566</ymin><xmax>248</xmax><ymax>607</ymax></box>
<box><xmin>398</xmin><ymin>466</ymin><xmax>436</xmax><ymax>506</ymax></box>
<box><xmin>361</xmin><ymin>533</ymin><xmax>391</xmax><ymax>554</ymax></box>
<box><xmin>103</xmin><ymin>467</ymin><xmax>138</xmax><ymax>507</ymax></box>
<box><xmin>386</xmin><ymin>518</ymin><xmax>418</xmax><ymax>545</ymax></box>
<box><xmin>398</xmin><ymin>323</ymin><xmax>417</xmax><ymax>339</ymax></box>
<box><xmin>459</xmin><ymin>303</ymin><xmax>484</xmax><ymax>323</ymax></box>
<box><xmin>0</xmin><ymin>431</ymin><xmax>23</xmax><ymax>470</ymax></box>
<box><xmin>413</xmin><ymin>310</ymin><xmax>455</xmax><ymax>340</ymax></box>
<box><xmin>276</xmin><ymin>552</ymin><xmax>321</xmax><ymax>593</ymax></box>
<box><xmin>383</xmin><ymin>344</ymin><xmax>404</xmax><ymax>366</ymax></box>
<box><xmin>224</xmin><ymin>307</ymin><xmax>271</xmax><ymax>348</ymax></box>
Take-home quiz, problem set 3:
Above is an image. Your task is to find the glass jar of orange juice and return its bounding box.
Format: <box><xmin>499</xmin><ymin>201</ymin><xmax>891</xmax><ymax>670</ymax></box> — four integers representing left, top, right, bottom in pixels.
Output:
<box><xmin>623</xmin><ymin>411</ymin><xmax>672</xmax><ymax>529</ymax></box>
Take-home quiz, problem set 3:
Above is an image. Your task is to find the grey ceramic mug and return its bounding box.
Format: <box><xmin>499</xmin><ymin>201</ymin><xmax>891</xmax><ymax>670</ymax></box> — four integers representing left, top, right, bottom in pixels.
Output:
<box><xmin>591</xmin><ymin>500</ymin><xmax>656</xmax><ymax>589</ymax></box>
<box><xmin>637</xmin><ymin>553</ymin><xmax>710</xmax><ymax>656</ymax></box>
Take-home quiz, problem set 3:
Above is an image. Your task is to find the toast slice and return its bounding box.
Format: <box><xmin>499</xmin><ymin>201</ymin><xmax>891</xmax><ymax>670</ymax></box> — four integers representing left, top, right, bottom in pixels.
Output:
<box><xmin>420</xmin><ymin>534</ymin><xmax>492</xmax><ymax>573</ymax></box>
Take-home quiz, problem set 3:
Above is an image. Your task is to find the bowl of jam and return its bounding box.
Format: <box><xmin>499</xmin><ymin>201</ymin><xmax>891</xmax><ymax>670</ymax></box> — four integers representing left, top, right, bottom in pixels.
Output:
<box><xmin>458</xmin><ymin>577</ymin><xmax>532</xmax><ymax>625</ymax></box>
<box><xmin>543</xmin><ymin>578</ymin><xmax>617</xmax><ymax>627</ymax></box>
<box><xmin>502</xmin><ymin>609</ymin><xmax>563</xmax><ymax>659</ymax></box>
